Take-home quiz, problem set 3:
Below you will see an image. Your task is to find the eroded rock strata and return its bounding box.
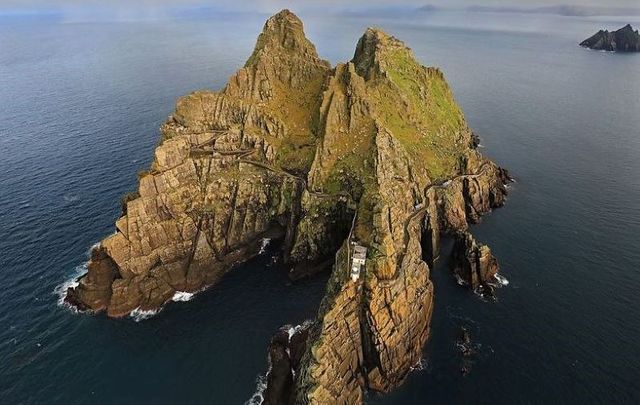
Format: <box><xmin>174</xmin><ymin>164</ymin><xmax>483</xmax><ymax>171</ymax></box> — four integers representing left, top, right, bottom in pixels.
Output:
<box><xmin>66</xmin><ymin>9</ymin><xmax>511</xmax><ymax>402</ymax></box>
<box><xmin>67</xmin><ymin>9</ymin><xmax>332</xmax><ymax>317</ymax></box>
<box><xmin>452</xmin><ymin>231</ymin><xmax>499</xmax><ymax>291</ymax></box>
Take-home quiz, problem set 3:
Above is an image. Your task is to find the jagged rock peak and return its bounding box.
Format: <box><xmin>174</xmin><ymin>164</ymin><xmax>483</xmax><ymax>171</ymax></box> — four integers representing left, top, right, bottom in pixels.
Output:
<box><xmin>352</xmin><ymin>27</ymin><xmax>410</xmax><ymax>80</ymax></box>
<box><xmin>580</xmin><ymin>23</ymin><xmax>640</xmax><ymax>52</ymax></box>
<box><xmin>245</xmin><ymin>9</ymin><xmax>324</xmax><ymax>67</ymax></box>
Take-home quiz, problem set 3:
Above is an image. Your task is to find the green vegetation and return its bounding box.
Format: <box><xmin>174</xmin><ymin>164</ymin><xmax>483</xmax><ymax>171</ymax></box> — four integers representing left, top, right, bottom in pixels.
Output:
<box><xmin>370</xmin><ymin>45</ymin><xmax>468</xmax><ymax>181</ymax></box>
<box><xmin>136</xmin><ymin>169</ymin><xmax>151</xmax><ymax>180</ymax></box>
<box><xmin>275</xmin><ymin>140</ymin><xmax>316</xmax><ymax>176</ymax></box>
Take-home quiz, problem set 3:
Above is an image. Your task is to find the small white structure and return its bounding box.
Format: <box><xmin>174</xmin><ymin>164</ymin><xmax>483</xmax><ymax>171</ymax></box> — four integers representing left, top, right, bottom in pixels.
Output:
<box><xmin>351</xmin><ymin>245</ymin><xmax>367</xmax><ymax>282</ymax></box>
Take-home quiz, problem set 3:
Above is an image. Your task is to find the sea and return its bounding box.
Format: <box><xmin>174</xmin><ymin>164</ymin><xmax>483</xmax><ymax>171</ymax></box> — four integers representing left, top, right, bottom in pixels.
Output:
<box><xmin>1</xmin><ymin>7</ymin><xmax>639</xmax><ymax>404</ymax></box>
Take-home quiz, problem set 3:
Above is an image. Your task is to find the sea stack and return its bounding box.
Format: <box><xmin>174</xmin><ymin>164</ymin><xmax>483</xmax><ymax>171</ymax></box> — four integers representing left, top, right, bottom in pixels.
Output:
<box><xmin>580</xmin><ymin>24</ymin><xmax>640</xmax><ymax>52</ymax></box>
<box><xmin>65</xmin><ymin>10</ymin><xmax>511</xmax><ymax>403</ymax></box>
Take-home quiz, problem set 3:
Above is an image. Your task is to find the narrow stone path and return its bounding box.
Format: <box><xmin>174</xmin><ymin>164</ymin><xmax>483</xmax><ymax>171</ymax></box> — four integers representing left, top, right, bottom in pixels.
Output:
<box><xmin>399</xmin><ymin>162</ymin><xmax>492</xmax><ymax>266</ymax></box>
<box><xmin>189</xmin><ymin>131</ymin><xmax>491</xmax><ymax>285</ymax></box>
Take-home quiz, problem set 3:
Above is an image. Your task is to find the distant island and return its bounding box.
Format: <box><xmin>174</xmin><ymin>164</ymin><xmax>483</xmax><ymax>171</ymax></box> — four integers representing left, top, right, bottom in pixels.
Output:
<box><xmin>65</xmin><ymin>10</ymin><xmax>511</xmax><ymax>403</ymax></box>
<box><xmin>580</xmin><ymin>24</ymin><xmax>640</xmax><ymax>52</ymax></box>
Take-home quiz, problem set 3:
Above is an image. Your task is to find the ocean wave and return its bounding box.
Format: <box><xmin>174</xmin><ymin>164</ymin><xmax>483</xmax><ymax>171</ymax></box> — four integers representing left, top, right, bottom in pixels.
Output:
<box><xmin>287</xmin><ymin>324</ymin><xmax>302</xmax><ymax>339</ymax></box>
<box><xmin>87</xmin><ymin>241</ymin><xmax>101</xmax><ymax>254</ymax></box>
<box><xmin>54</xmin><ymin>241</ymin><xmax>102</xmax><ymax>312</ymax></box>
<box><xmin>54</xmin><ymin>262</ymin><xmax>88</xmax><ymax>311</ymax></box>
<box><xmin>171</xmin><ymin>291</ymin><xmax>195</xmax><ymax>302</ymax></box>
<box><xmin>132</xmin><ymin>288</ymin><xmax>205</xmax><ymax>320</ymax></box>
<box><xmin>245</xmin><ymin>373</ymin><xmax>267</xmax><ymax>405</ymax></box>
<box><xmin>130</xmin><ymin>308</ymin><xmax>160</xmax><ymax>322</ymax></box>
<box><xmin>245</xmin><ymin>321</ymin><xmax>291</xmax><ymax>405</ymax></box>
<box><xmin>493</xmin><ymin>273</ymin><xmax>509</xmax><ymax>286</ymax></box>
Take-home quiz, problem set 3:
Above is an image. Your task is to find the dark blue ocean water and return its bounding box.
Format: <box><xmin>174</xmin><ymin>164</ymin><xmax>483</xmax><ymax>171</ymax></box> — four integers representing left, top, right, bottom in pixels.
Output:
<box><xmin>1</xmin><ymin>9</ymin><xmax>639</xmax><ymax>404</ymax></box>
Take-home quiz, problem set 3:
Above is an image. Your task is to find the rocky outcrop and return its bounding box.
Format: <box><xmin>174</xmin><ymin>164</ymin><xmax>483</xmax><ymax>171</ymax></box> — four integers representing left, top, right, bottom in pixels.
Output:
<box><xmin>580</xmin><ymin>24</ymin><xmax>640</xmax><ymax>52</ymax></box>
<box><xmin>65</xmin><ymin>246</ymin><xmax>118</xmax><ymax>311</ymax></box>
<box><xmin>66</xmin><ymin>10</ymin><xmax>512</xmax><ymax>404</ymax></box>
<box><xmin>263</xmin><ymin>323</ymin><xmax>313</xmax><ymax>405</ymax></box>
<box><xmin>452</xmin><ymin>231</ymin><xmax>499</xmax><ymax>292</ymax></box>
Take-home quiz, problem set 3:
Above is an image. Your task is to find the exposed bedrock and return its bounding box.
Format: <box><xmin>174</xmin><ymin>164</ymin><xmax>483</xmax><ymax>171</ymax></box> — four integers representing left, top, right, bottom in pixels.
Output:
<box><xmin>65</xmin><ymin>9</ymin><xmax>512</xmax><ymax>404</ymax></box>
<box><xmin>452</xmin><ymin>231</ymin><xmax>499</xmax><ymax>291</ymax></box>
<box><xmin>262</xmin><ymin>322</ymin><xmax>314</xmax><ymax>405</ymax></box>
<box><xmin>66</xmin><ymin>9</ymin><xmax>331</xmax><ymax>317</ymax></box>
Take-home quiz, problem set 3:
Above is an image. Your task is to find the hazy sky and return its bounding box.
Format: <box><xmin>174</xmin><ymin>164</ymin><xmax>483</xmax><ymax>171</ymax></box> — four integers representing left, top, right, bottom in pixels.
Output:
<box><xmin>1</xmin><ymin>0</ymin><xmax>639</xmax><ymax>18</ymax></box>
<box><xmin>2</xmin><ymin>0</ymin><xmax>640</xmax><ymax>9</ymax></box>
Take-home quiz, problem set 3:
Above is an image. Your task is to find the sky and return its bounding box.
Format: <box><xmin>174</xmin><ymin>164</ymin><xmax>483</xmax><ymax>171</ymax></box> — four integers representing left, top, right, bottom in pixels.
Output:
<box><xmin>2</xmin><ymin>0</ymin><xmax>639</xmax><ymax>8</ymax></box>
<box><xmin>1</xmin><ymin>0</ymin><xmax>639</xmax><ymax>16</ymax></box>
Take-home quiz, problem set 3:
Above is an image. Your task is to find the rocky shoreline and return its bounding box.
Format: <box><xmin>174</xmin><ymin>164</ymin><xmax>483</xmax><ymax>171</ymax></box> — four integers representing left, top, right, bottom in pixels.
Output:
<box><xmin>65</xmin><ymin>10</ymin><xmax>512</xmax><ymax>403</ymax></box>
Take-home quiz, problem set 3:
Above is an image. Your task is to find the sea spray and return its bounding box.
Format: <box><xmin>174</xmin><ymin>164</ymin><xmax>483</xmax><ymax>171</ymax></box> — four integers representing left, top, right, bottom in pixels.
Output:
<box><xmin>54</xmin><ymin>262</ymin><xmax>88</xmax><ymax>311</ymax></box>
<box><xmin>130</xmin><ymin>308</ymin><xmax>160</xmax><ymax>322</ymax></box>
<box><xmin>54</xmin><ymin>242</ymin><xmax>102</xmax><ymax>311</ymax></box>
<box><xmin>246</xmin><ymin>370</ymin><xmax>269</xmax><ymax>405</ymax></box>
<box><xmin>171</xmin><ymin>291</ymin><xmax>196</xmax><ymax>302</ymax></box>
<box><xmin>493</xmin><ymin>273</ymin><xmax>509</xmax><ymax>286</ymax></box>
<box><xmin>245</xmin><ymin>322</ymin><xmax>312</xmax><ymax>404</ymax></box>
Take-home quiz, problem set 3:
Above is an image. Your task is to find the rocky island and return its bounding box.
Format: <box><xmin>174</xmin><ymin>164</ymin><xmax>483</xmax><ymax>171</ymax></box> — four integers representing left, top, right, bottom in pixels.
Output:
<box><xmin>66</xmin><ymin>9</ymin><xmax>511</xmax><ymax>403</ymax></box>
<box><xmin>580</xmin><ymin>24</ymin><xmax>640</xmax><ymax>52</ymax></box>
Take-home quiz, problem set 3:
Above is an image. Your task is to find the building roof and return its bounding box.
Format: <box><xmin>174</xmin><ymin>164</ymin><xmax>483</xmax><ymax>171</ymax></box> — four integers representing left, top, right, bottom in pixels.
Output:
<box><xmin>353</xmin><ymin>245</ymin><xmax>367</xmax><ymax>260</ymax></box>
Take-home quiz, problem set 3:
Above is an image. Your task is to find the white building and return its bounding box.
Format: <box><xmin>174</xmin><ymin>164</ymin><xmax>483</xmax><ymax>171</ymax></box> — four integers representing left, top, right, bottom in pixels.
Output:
<box><xmin>351</xmin><ymin>245</ymin><xmax>367</xmax><ymax>282</ymax></box>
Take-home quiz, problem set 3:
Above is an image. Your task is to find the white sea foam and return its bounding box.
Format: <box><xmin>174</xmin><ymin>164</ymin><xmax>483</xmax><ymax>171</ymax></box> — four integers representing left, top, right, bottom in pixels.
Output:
<box><xmin>246</xmin><ymin>320</ymin><xmax>289</xmax><ymax>405</ymax></box>
<box><xmin>54</xmin><ymin>262</ymin><xmax>89</xmax><ymax>311</ymax></box>
<box><xmin>54</xmin><ymin>241</ymin><xmax>103</xmax><ymax>311</ymax></box>
<box><xmin>258</xmin><ymin>238</ymin><xmax>271</xmax><ymax>254</ymax></box>
<box><xmin>287</xmin><ymin>324</ymin><xmax>302</xmax><ymax>339</ymax></box>
<box><xmin>171</xmin><ymin>291</ymin><xmax>195</xmax><ymax>302</ymax></box>
<box><xmin>130</xmin><ymin>308</ymin><xmax>160</xmax><ymax>322</ymax></box>
<box><xmin>493</xmin><ymin>273</ymin><xmax>509</xmax><ymax>286</ymax></box>
<box><xmin>245</xmin><ymin>373</ymin><xmax>268</xmax><ymax>405</ymax></box>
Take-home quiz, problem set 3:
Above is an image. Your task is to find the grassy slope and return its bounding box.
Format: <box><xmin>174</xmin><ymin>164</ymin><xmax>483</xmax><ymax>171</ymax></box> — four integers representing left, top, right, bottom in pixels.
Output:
<box><xmin>371</xmin><ymin>46</ymin><xmax>468</xmax><ymax>181</ymax></box>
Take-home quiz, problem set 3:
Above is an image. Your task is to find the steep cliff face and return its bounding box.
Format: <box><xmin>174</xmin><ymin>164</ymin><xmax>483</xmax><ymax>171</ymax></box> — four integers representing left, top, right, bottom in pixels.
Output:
<box><xmin>286</xmin><ymin>28</ymin><xmax>509</xmax><ymax>404</ymax></box>
<box><xmin>580</xmin><ymin>24</ymin><xmax>640</xmax><ymax>52</ymax></box>
<box><xmin>66</xmin><ymin>10</ymin><xmax>511</xmax><ymax>403</ymax></box>
<box><xmin>66</xmin><ymin>10</ymin><xmax>331</xmax><ymax>317</ymax></box>
<box><xmin>452</xmin><ymin>231</ymin><xmax>499</xmax><ymax>292</ymax></box>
